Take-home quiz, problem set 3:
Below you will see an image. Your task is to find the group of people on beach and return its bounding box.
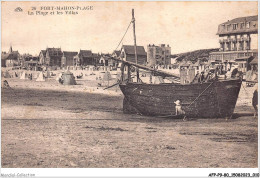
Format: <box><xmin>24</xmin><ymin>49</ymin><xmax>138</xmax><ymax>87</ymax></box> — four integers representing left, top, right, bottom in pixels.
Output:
<box><xmin>193</xmin><ymin>66</ymin><xmax>243</xmax><ymax>83</ymax></box>
<box><xmin>193</xmin><ymin>70</ymin><xmax>217</xmax><ymax>83</ymax></box>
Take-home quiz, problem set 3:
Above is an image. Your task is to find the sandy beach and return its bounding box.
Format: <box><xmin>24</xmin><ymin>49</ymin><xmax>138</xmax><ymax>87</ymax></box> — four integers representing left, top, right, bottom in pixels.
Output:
<box><xmin>1</xmin><ymin>71</ymin><xmax>258</xmax><ymax>168</ymax></box>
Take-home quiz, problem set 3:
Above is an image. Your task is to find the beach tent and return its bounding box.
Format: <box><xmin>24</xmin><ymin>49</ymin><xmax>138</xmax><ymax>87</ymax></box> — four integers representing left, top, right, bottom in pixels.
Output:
<box><xmin>46</xmin><ymin>71</ymin><xmax>51</xmax><ymax>78</ymax></box>
<box><xmin>98</xmin><ymin>71</ymin><xmax>112</xmax><ymax>80</ymax></box>
<box><xmin>4</xmin><ymin>71</ymin><xmax>11</xmax><ymax>78</ymax></box>
<box><xmin>36</xmin><ymin>72</ymin><xmax>45</xmax><ymax>82</ymax></box>
<box><xmin>20</xmin><ymin>72</ymin><xmax>26</xmax><ymax>79</ymax></box>
<box><xmin>33</xmin><ymin>72</ymin><xmax>39</xmax><ymax>79</ymax></box>
<box><xmin>98</xmin><ymin>71</ymin><xmax>112</xmax><ymax>87</ymax></box>
<box><xmin>1</xmin><ymin>80</ymin><xmax>11</xmax><ymax>88</ymax></box>
<box><xmin>116</xmin><ymin>71</ymin><xmax>128</xmax><ymax>81</ymax></box>
<box><xmin>60</xmin><ymin>70</ymin><xmax>76</xmax><ymax>85</ymax></box>
<box><xmin>102</xmin><ymin>71</ymin><xmax>112</xmax><ymax>81</ymax></box>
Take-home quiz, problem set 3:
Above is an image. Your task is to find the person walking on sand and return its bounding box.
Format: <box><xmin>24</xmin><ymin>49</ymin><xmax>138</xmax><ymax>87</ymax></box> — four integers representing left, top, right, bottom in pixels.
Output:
<box><xmin>252</xmin><ymin>86</ymin><xmax>258</xmax><ymax>118</ymax></box>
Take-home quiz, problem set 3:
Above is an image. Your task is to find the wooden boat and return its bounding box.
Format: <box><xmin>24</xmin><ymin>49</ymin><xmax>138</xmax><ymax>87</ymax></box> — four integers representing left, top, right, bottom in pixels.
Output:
<box><xmin>120</xmin><ymin>79</ymin><xmax>241</xmax><ymax>118</ymax></box>
<box><xmin>109</xmin><ymin>9</ymin><xmax>242</xmax><ymax>118</ymax></box>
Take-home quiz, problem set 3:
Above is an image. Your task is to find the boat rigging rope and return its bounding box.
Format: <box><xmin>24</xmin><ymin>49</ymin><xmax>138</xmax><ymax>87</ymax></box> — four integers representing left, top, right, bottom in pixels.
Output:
<box><xmin>187</xmin><ymin>82</ymin><xmax>214</xmax><ymax>108</ymax></box>
<box><xmin>114</xmin><ymin>20</ymin><xmax>132</xmax><ymax>51</ymax></box>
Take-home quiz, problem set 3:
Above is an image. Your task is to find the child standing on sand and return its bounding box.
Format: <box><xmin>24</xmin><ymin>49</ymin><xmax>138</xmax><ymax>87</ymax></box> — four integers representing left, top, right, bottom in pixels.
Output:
<box><xmin>174</xmin><ymin>100</ymin><xmax>185</xmax><ymax>115</ymax></box>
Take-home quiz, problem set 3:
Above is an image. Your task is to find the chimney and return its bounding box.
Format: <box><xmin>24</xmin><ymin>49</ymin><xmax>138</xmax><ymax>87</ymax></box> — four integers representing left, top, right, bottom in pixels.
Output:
<box><xmin>9</xmin><ymin>45</ymin><xmax>13</xmax><ymax>53</ymax></box>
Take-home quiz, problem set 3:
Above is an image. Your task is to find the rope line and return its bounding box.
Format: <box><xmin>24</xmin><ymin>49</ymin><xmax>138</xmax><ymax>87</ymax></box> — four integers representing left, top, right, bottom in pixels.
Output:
<box><xmin>114</xmin><ymin>21</ymin><xmax>132</xmax><ymax>51</ymax></box>
<box><xmin>187</xmin><ymin>82</ymin><xmax>214</xmax><ymax>108</ymax></box>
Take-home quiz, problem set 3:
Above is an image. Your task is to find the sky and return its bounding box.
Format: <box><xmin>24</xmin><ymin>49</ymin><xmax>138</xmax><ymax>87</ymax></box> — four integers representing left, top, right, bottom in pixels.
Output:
<box><xmin>1</xmin><ymin>1</ymin><xmax>258</xmax><ymax>55</ymax></box>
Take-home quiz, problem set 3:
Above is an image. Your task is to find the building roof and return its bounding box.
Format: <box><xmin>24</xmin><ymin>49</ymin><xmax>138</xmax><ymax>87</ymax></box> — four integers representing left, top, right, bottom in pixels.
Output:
<box><xmin>113</xmin><ymin>50</ymin><xmax>121</xmax><ymax>57</ymax></box>
<box><xmin>250</xmin><ymin>57</ymin><xmax>258</xmax><ymax>64</ymax></box>
<box><xmin>1</xmin><ymin>53</ymin><xmax>9</xmax><ymax>60</ymax></box>
<box><xmin>100</xmin><ymin>56</ymin><xmax>109</xmax><ymax>61</ymax></box>
<box><xmin>235</xmin><ymin>56</ymin><xmax>254</xmax><ymax>62</ymax></box>
<box><xmin>171</xmin><ymin>54</ymin><xmax>179</xmax><ymax>58</ymax></box>
<box><xmin>79</xmin><ymin>50</ymin><xmax>92</xmax><ymax>57</ymax></box>
<box><xmin>63</xmin><ymin>51</ymin><xmax>78</xmax><ymax>58</ymax></box>
<box><xmin>40</xmin><ymin>50</ymin><xmax>47</xmax><ymax>57</ymax></box>
<box><xmin>191</xmin><ymin>60</ymin><xmax>202</xmax><ymax>66</ymax></box>
<box><xmin>24</xmin><ymin>55</ymin><xmax>39</xmax><ymax>61</ymax></box>
<box><xmin>92</xmin><ymin>53</ymin><xmax>100</xmax><ymax>58</ymax></box>
<box><xmin>222</xmin><ymin>15</ymin><xmax>257</xmax><ymax>24</ymax></box>
<box><xmin>24</xmin><ymin>61</ymin><xmax>38</xmax><ymax>64</ymax></box>
<box><xmin>46</xmin><ymin>48</ymin><xmax>63</xmax><ymax>56</ymax></box>
<box><xmin>122</xmin><ymin>45</ymin><xmax>146</xmax><ymax>56</ymax></box>
<box><xmin>179</xmin><ymin>61</ymin><xmax>190</xmax><ymax>67</ymax></box>
<box><xmin>2</xmin><ymin>51</ymin><xmax>20</xmax><ymax>60</ymax></box>
<box><xmin>217</xmin><ymin>15</ymin><xmax>258</xmax><ymax>35</ymax></box>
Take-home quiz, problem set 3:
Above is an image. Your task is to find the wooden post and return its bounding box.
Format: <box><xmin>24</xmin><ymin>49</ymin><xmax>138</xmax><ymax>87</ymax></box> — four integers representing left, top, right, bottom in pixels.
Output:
<box><xmin>127</xmin><ymin>65</ymin><xmax>131</xmax><ymax>82</ymax></box>
<box><xmin>164</xmin><ymin>48</ymin><xmax>166</xmax><ymax>69</ymax></box>
<box><xmin>246</xmin><ymin>46</ymin><xmax>249</xmax><ymax>71</ymax></box>
<box><xmin>121</xmin><ymin>63</ymin><xmax>125</xmax><ymax>82</ymax></box>
<box><xmin>132</xmin><ymin>9</ymin><xmax>139</xmax><ymax>82</ymax></box>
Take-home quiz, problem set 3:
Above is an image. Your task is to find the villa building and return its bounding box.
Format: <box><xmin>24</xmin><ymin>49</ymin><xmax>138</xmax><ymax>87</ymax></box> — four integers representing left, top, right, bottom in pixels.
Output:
<box><xmin>209</xmin><ymin>15</ymin><xmax>258</xmax><ymax>73</ymax></box>
<box><xmin>147</xmin><ymin>44</ymin><xmax>171</xmax><ymax>67</ymax></box>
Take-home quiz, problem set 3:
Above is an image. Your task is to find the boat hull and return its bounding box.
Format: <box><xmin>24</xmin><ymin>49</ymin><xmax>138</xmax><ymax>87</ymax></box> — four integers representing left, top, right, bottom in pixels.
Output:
<box><xmin>119</xmin><ymin>79</ymin><xmax>242</xmax><ymax>118</ymax></box>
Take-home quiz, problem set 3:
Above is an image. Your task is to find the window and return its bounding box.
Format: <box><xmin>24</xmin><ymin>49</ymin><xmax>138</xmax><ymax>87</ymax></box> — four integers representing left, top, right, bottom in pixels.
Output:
<box><xmin>246</xmin><ymin>22</ymin><xmax>250</xmax><ymax>28</ymax></box>
<box><xmin>233</xmin><ymin>42</ymin><xmax>237</xmax><ymax>51</ymax></box>
<box><xmin>221</xmin><ymin>43</ymin><xmax>224</xmax><ymax>50</ymax></box>
<box><xmin>222</xmin><ymin>24</ymin><xmax>225</xmax><ymax>30</ymax></box>
<box><xmin>227</xmin><ymin>24</ymin><xmax>231</xmax><ymax>31</ymax></box>
<box><xmin>240</xmin><ymin>23</ymin><xmax>245</xmax><ymax>29</ymax></box>
<box><xmin>239</xmin><ymin>42</ymin><xmax>244</xmax><ymax>50</ymax></box>
<box><xmin>227</xmin><ymin>42</ymin><xmax>231</xmax><ymax>51</ymax></box>
<box><xmin>233</xmin><ymin>24</ymin><xmax>238</xmax><ymax>30</ymax></box>
<box><xmin>246</xmin><ymin>41</ymin><xmax>250</xmax><ymax>50</ymax></box>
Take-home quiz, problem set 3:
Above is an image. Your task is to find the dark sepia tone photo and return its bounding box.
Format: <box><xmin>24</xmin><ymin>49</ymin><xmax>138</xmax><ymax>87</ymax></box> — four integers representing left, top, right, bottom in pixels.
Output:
<box><xmin>1</xmin><ymin>1</ymin><xmax>258</xmax><ymax>168</ymax></box>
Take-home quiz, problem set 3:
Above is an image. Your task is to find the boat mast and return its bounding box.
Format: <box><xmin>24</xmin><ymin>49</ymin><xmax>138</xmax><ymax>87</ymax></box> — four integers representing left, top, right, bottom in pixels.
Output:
<box><xmin>132</xmin><ymin>9</ymin><xmax>139</xmax><ymax>82</ymax></box>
